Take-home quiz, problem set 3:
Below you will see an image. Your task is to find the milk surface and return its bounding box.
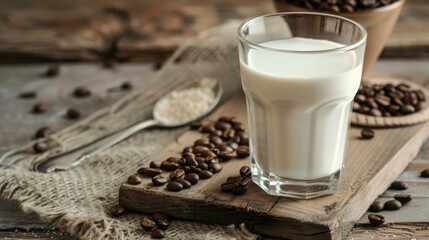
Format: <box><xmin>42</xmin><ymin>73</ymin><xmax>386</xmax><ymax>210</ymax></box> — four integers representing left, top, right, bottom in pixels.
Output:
<box><xmin>240</xmin><ymin>38</ymin><xmax>362</xmax><ymax>180</ymax></box>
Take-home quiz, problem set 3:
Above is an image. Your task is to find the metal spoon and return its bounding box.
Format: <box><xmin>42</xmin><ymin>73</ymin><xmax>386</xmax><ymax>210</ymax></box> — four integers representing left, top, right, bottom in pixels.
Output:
<box><xmin>32</xmin><ymin>78</ymin><xmax>223</xmax><ymax>173</ymax></box>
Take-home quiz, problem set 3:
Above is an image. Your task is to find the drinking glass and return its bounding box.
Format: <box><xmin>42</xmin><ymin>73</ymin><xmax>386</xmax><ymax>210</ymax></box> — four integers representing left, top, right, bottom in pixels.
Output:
<box><xmin>238</xmin><ymin>12</ymin><xmax>367</xmax><ymax>199</ymax></box>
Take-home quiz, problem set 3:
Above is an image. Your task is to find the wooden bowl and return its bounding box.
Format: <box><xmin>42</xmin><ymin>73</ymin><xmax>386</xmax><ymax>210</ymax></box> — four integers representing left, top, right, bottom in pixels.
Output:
<box><xmin>272</xmin><ymin>0</ymin><xmax>405</xmax><ymax>78</ymax></box>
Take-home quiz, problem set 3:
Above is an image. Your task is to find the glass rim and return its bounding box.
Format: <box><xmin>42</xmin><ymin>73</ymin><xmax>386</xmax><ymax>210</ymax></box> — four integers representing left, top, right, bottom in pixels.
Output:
<box><xmin>237</xmin><ymin>12</ymin><xmax>367</xmax><ymax>54</ymax></box>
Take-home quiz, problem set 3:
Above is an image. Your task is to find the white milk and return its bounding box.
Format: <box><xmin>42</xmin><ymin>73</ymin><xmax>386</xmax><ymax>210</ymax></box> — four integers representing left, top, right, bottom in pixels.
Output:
<box><xmin>240</xmin><ymin>38</ymin><xmax>362</xmax><ymax>180</ymax></box>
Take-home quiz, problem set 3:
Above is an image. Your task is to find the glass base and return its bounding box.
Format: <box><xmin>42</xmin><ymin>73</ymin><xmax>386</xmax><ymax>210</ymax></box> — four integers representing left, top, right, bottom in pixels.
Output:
<box><xmin>251</xmin><ymin>161</ymin><xmax>340</xmax><ymax>199</ymax></box>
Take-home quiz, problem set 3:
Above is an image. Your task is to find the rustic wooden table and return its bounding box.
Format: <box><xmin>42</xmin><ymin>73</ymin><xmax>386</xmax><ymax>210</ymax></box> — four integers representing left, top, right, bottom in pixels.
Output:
<box><xmin>0</xmin><ymin>0</ymin><xmax>428</xmax><ymax>239</ymax></box>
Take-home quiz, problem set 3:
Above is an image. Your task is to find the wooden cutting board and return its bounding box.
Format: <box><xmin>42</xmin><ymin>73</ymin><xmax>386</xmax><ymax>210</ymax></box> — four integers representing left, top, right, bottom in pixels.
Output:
<box><xmin>119</xmin><ymin>91</ymin><xmax>429</xmax><ymax>240</ymax></box>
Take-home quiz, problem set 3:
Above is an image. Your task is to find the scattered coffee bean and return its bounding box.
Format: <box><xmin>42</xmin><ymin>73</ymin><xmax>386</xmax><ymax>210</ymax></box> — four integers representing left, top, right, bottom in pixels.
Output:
<box><xmin>236</xmin><ymin>146</ymin><xmax>250</xmax><ymax>158</ymax></box>
<box><xmin>221</xmin><ymin>180</ymin><xmax>238</xmax><ymax>192</ymax></box>
<box><xmin>394</xmin><ymin>194</ymin><xmax>412</xmax><ymax>205</ymax></box>
<box><xmin>141</xmin><ymin>217</ymin><xmax>156</xmax><ymax>231</ymax></box>
<box><xmin>33</xmin><ymin>142</ymin><xmax>48</xmax><ymax>153</ymax></box>
<box><xmin>138</xmin><ymin>167</ymin><xmax>163</xmax><ymax>177</ymax></box>
<box><xmin>210</xmin><ymin>129</ymin><xmax>223</xmax><ymax>137</ymax></box>
<box><xmin>152</xmin><ymin>213</ymin><xmax>170</xmax><ymax>230</ymax></box>
<box><xmin>184</xmin><ymin>173</ymin><xmax>199</xmax><ymax>185</ymax></box>
<box><xmin>201</xmin><ymin>125</ymin><xmax>215</xmax><ymax>133</ymax></box>
<box><xmin>215</xmin><ymin>121</ymin><xmax>232</xmax><ymax>131</ymax></box>
<box><xmin>384</xmin><ymin>200</ymin><xmax>402</xmax><ymax>210</ymax></box>
<box><xmin>120</xmin><ymin>82</ymin><xmax>133</xmax><ymax>90</ymax></box>
<box><xmin>208</xmin><ymin>162</ymin><xmax>223</xmax><ymax>173</ymax></box>
<box><xmin>150</xmin><ymin>161</ymin><xmax>162</xmax><ymax>169</ymax></box>
<box><xmin>228</xmin><ymin>142</ymin><xmax>239</xmax><ymax>150</ymax></box>
<box><xmin>368</xmin><ymin>214</ymin><xmax>385</xmax><ymax>226</ymax></box>
<box><xmin>218</xmin><ymin>151</ymin><xmax>237</xmax><ymax>161</ymax></box>
<box><xmin>35</xmin><ymin>127</ymin><xmax>51</xmax><ymax>139</ymax></box>
<box><xmin>209</xmin><ymin>136</ymin><xmax>223</xmax><ymax>147</ymax></box>
<box><xmin>240</xmin><ymin>166</ymin><xmax>252</xmax><ymax>178</ymax></box>
<box><xmin>161</xmin><ymin>161</ymin><xmax>180</xmax><ymax>171</ymax></box>
<box><xmin>66</xmin><ymin>108</ymin><xmax>81</xmax><ymax>119</ymax></box>
<box><xmin>194</xmin><ymin>138</ymin><xmax>210</xmax><ymax>146</ymax></box>
<box><xmin>232</xmin><ymin>186</ymin><xmax>248</xmax><ymax>195</ymax></box>
<box><xmin>198</xmin><ymin>170</ymin><xmax>213</xmax><ymax>179</ymax></box>
<box><xmin>150</xmin><ymin>227</ymin><xmax>165</xmax><ymax>239</ymax></box>
<box><xmin>169</xmin><ymin>169</ymin><xmax>185</xmax><ymax>180</ymax></box>
<box><xmin>198</xmin><ymin>162</ymin><xmax>209</xmax><ymax>170</ymax></box>
<box><xmin>222</xmin><ymin>129</ymin><xmax>235</xmax><ymax>140</ymax></box>
<box><xmin>152</xmin><ymin>175</ymin><xmax>168</xmax><ymax>186</ymax></box>
<box><xmin>127</xmin><ymin>174</ymin><xmax>142</xmax><ymax>185</ymax></box>
<box><xmin>390</xmin><ymin>181</ymin><xmax>408</xmax><ymax>190</ymax></box>
<box><xmin>369</xmin><ymin>201</ymin><xmax>384</xmax><ymax>212</ymax></box>
<box><xmin>167</xmin><ymin>181</ymin><xmax>183</xmax><ymax>192</ymax></box>
<box><xmin>32</xmin><ymin>103</ymin><xmax>46</xmax><ymax>114</ymax></box>
<box><xmin>189</xmin><ymin>120</ymin><xmax>202</xmax><ymax>129</ymax></box>
<box><xmin>361</xmin><ymin>128</ymin><xmax>375</xmax><ymax>139</ymax></box>
<box><xmin>45</xmin><ymin>64</ymin><xmax>60</xmax><ymax>77</ymax></box>
<box><xmin>110</xmin><ymin>205</ymin><xmax>125</xmax><ymax>217</ymax></box>
<box><xmin>182</xmin><ymin>146</ymin><xmax>193</xmax><ymax>155</ymax></box>
<box><xmin>420</xmin><ymin>169</ymin><xmax>429</xmax><ymax>178</ymax></box>
<box><xmin>175</xmin><ymin>178</ymin><xmax>192</xmax><ymax>189</ymax></box>
<box><xmin>73</xmin><ymin>86</ymin><xmax>91</xmax><ymax>98</ymax></box>
<box><xmin>19</xmin><ymin>91</ymin><xmax>37</xmax><ymax>99</ymax></box>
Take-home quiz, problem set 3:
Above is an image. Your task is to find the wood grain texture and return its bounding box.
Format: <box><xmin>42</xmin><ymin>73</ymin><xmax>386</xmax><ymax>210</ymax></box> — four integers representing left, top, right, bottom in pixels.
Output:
<box><xmin>0</xmin><ymin>0</ymin><xmax>427</xmax><ymax>63</ymax></box>
<box><xmin>119</xmin><ymin>80</ymin><xmax>429</xmax><ymax>239</ymax></box>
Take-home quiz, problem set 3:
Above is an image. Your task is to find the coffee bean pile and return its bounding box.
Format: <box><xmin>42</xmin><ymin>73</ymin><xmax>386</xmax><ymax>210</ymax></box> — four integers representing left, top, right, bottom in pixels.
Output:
<box><xmin>140</xmin><ymin>213</ymin><xmax>171</xmax><ymax>239</ymax></box>
<box><xmin>353</xmin><ymin>83</ymin><xmax>426</xmax><ymax>117</ymax></box>
<box><xmin>286</xmin><ymin>0</ymin><xmax>398</xmax><ymax>13</ymax></box>
<box><xmin>368</xmin><ymin>180</ymin><xmax>412</xmax><ymax>226</ymax></box>
<box><xmin>127</xmin><ymin>116</ymin><xmax>250</xmax><ymax>194</ymax></box>
<box><xmin>220</xmin><ymin>166</ymin><xmax>251</xmax><ymax>195</ymax></box>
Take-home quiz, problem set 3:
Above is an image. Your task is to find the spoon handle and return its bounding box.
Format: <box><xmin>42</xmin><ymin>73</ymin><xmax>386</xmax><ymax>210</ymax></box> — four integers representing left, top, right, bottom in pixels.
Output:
<box><xmin>47</xmin><ymin>119</ymin><xmax>159</xmax><ymax>172</ymax></box>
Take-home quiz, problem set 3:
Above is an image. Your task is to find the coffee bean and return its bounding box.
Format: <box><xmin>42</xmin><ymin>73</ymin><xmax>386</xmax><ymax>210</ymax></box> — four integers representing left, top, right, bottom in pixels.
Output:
<box><xmin>221</xmin><ymin>181</ymin><xmax>238</xmax><ymax>192</ymax></box>
<box><xmin>369</xmin><ymin>108</ymin><xmax>382</xmax><ymax>117</ymax></box>
<box><xmin>233</xmin><ymin>122</ymin><xmax>246</xmax><ymax>132</ymax></box>
<box><xmin>120</xmin><ymin>82</ymin><xmax>133</xmax><ymax>90</ymax></box>
<box><xmin>182</xmin><ymin>146</ymin><xmax>193</xmax><ymax>154</ymax></box>
<box><xmin>388</xmin><ymin>104</ymin><xmax>401</xmax><ymax>114</ymax></box>
<box><xmin>232</xmin><ymin>186</ymin><xmax>248</xmax><ymax>195</ymax></box>
<box><xmin>236</xmin><ymin>146</ymin><xmax>250</xmax><ymax>158</ymax></box>
<box><xmin>209</xmin><ymin>136</ymin><xmax>223</xmax><ymax>146</ymax></box>
<box><xmin>184</xmin><ymin>173</ymin><xmax>199</xmax><ymax>185</ymax></box>
<box><xmin>415</xmin><ymin>102</ymin><xmax>424</xmax><ymax>111</ymax></box>
<box><xmin>127</xmin><ymin>174</ymin><xmax>142</xmax><ymax>185</ymax></box>
<box><xmin>420</xmin><ymin>169</ymin><xmax>429</xmax><ymax>178</ymax></box>
<box><xmin>138</xmin><ymin>167</ymin><xmax>163</xmax><ymax>177</ymax></box>
<box><xmin>222</xmin><ymin>129</ymin><xmax>235</xmax><ymax>140</ymax></box>
<box><xmin>241</xmin><ymin>137</ymin><xmax>249</xmax><ymax>146</ymax></box>
<box><xmin>150</xmin><ymin>161</ymin><xmax>162</xmax><ymax>169</ymax></box>
<box><xmin>175</xmin><ymin>178</ymin><xmax>192</xmax><ymax>189</ymax></box>
<box><xmin>150</xmin><ymin>227</ymin><xmax>165</xmax><ymax>239</ymax></box>
<box><xmin>167</xmin><ymin>181</ymin><xmax>183</xmax><ymax>192</ymax></box>
<box><xmin>188</xmin><ymin>166</ymin><xmax>202</xmax><ymax>173</ymax></box>
<box><xmin>218</xmin><ymin>145</ymin><xmax>234</xmax><ymax>153</ymax></box>
<box><xmin>185</xmin><ymin>155</ymin><xmax>198</xmax><ymax>166</ymax></box>
<box><xmin>394</xmin><ymin>194</ymin><xmax>412</xmax><ymax>204</ymax></box>
<box><xmin>360</xmin><ymin>128</ymin><xmax>374</xmax><ymax>139</ymax></box>
<box><xmin>19</xmin><ymin>91</ymin><xmax>37</xmax><ymax>99</ymax></box>
<box><xmin>161</xmin><ymin>161</ymin><xmax>180</xmax><ymax>171</ymax></box>
<box><xmin>66</xmin><ymin>108</ymin><xmax>81</xmax><ymax>119</ymax></box>
<box><xmin>35</xmin><ymin>127</ymin><xmax>51</xmax><ymax>139</ymax></box>
<box><xmin>141</xmin><ymin>217</ymin><xmax>156</xmax><ymax>231</ymax></box>
<box><xmin>198</xmin><ymin>162</ymin><xmax>209</xmax><ymax>170</ymax></box>
<box><xmin>73</xmin><ymin>87</ymin><xmax>91</xmax><ymax>98</ymax></box>
<box><xmin>390</xmin><ymin>181</ymin><xmax>408</xmax><ymax>190</ymax></box>
<box><xmin>215</xmin><ymin>121</ymin><xmax>232</xmax><ymax>131</ymax></box>
<box><xmin>193</xmin><ymin>146</ymin><xmax>210</xmax><ymax>154</ymax></box>
<box><xmin>201</xmin><ymin>125</ymin><xmax>215</xmax><ymax>134</ymax></box>
<box><xmin>368</xmin><ymin>214</ymin><xmax>385</xmax><ymax>226</ymax></box>
<box><xmin>365</xmin><ymin>98</ymin><xmax>378</xmax><ymax>109</ymax></box>
<box><xmin>201</xmin><ymin>150</ymin><xmax>216</xmax><ymax>159</ymax></box>
<box><xmin>401</xmin><ymin>104</ymin><xmax>415</xmax><ymax>114</ymax></box>
<box><xmin>32</xmin><ymin>103</ymin><xmax>46</xmax><ymax>114</ymax></box>
<box><xmin>218</xmin><ymin>151</ymin><xmax>237</xmax><ymax>161</ymax></box>
<box><xmin>355</xmin><ymin>94</ymin><xmax>366</xmax><ymax>103</ymax></box>
<box><xmin>152</xmin><ymin>213</ymin><xmax>170</xmax><ymax>230</ymax></box>
<box><xmin>397</xmin><ymin>83</ymin><xmax>410</xmax><ymax>92</ymax></box>
<box><xmin>237</xmin><ymin>176</ymin><xmax>250</xmax><ymax>186</ymax></box>
<box><xmin>194</xmin><ymin>138</ymin><xmax>210</xmax><ymax>146</ymax></box>
<box><xmin>189</xmin><ymin>120</ymin><xmax>202</xmax><ymax>129</ymax></box>
<box><xmin>208</xmin><ymin>162</ymin><xmax>223</xmax><ymax>173</ymax></box>
<box><xmin>210</xmin><ymin>129</ymin><xmax>223</xmax><ymax>137</ymax></box>
<box><xmin>240</xmin><ymin>166</ymin><xmax>252</xmax><ymax>178</ymax></box>
<box><xmin>33</xmin><ymin>142</ymin><xmax>48</xmax><ymax>153</ymax></box>
<box><xmin>169</xmin><ymin>169</ymin><xmax>185</xmax><ymax>180</ymax></box>
<box><xmin>384</xmin><ymin>200</ymin><xmax>402</xmax><ymax>210</ymax></box>
<box><xmin>415</xmin><ymin>90</ymin><xmax>426</xmax><ymax>101</ymax></box>
<box><xmin>228</xmin><ymin>142</ymin><xmax>239</xmax><ymax>150</ymax></box>
<box><xmin>110</xmin><ymin>205</ymin><xmax>125</xmax><ymax>217</ymax></box>
<box><xmin>45</xmin><ymin>64</ymin><xmax>60</xmax><ymax>77</ymax></box>
<box><xmin>369</xmin><ymin>201</ymin><xmax>384</xmax><ymax>212</ymax></box>
<box><xmin>152</xmin><ymin>175</ymin><xmax>168</xmax><ymax>186</ymax></box>
<box><xmin>198</xmin><ymin>170</ymin><xmax>213</xmax><ymax>179</ymax></box>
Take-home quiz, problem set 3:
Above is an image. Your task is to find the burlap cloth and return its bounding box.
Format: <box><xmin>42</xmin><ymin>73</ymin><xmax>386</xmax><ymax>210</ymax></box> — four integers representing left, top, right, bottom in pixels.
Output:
<box><xmin>0</xmin><ymin>21</ymin><xmax>260</xmax><ymax>240</ymax></box>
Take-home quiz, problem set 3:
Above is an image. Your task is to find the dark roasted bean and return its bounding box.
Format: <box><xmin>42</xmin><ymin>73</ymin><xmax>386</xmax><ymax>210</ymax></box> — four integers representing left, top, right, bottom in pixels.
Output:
<box><xmin>35</xmin><ymin>127</ymin><xmax>51</xmax><ymax>139</ymax></box>
<box><xmin>152</xmin><ymin>175</ymin><xmax>168</xmax><ymax>186</ymax></box>
<box><xmin>151</xmin><ymin>227</ymin><xmax>165</xmax><ymax>239</ymax></box>
<box><xmin>218</xmin><ymin>151</ymin><xmax>237</xmax><ymax>161</ymax></box>
<box><xmin>175</xmin><ymin>178</ymin><xmax>192</xmax><ymax>189</ymax></box>
<box><xmin>169</xmin><ymin>168</ymin><xmax>185</xmax><ymax>180</ymax></box>
<box><xmin>19</xmin><ymin>91</ymin><xmax>37</xmax><ymax>99</ymax></box>
<box><xmin>355</xmin><ymin>94</ymin><xmax>366</xmax><ymax>103</ymax></box>
<box><xmin>221</xmin><ymin>181</ymin><xmax>238</xmax><ymax>192</ymax></box>
<box><xmin>210</xmin><ymin>129</ymin><xmax>223</xmax><ymax>137</ymax></box>
<box><xmin>209</xmin><ymin>136</ymin><xmax>223</xmax><ymax>146</ymax></box>
<box><xmin>384</xmin><ymin>200</ymin><xmax>402</xmax><ymax>210</ymax></box>
<box><xmin>222</xmin><ymin>129</ymin><xmax>235</xmax><ymax>140</ymax></box>
<box><xmin>369</xmin><ymin>201</ymin><xmax>384</xmax><ymax>212</ymax></box>
<box><xmin>420</xmin><ymin>169</ymin><xmax>429</xmax><ymax>178</ymax></box>
<box><xmin>390</xmin><ymin>181</ymin><xmax>408</xmax><ymax>190</ymax></box>
<box><xmin>361</xmin><ymin>128</ymin><xmax>374</xmax><ymax>139</ymax></box>
<box><xmin>138</xmin><ymin>167</ymin><xmax>163</xmax><ymax>177</ymax></box>
<box><xmin>141</xmin><ymin>217</ymin><xmax>156</xmax><ymax>231</ymax></box>
<box><xmin>240</xmin><ymin>166</ymin><xmax>252</xmax><ymax>178</ymax></box>
<box><xmin>208</xmin><ymin>162</ymin><xmax>223</xmax><ymax>173</ymax></box>
<box><xmin>66</xmin><ymin>108</ymin><xmax>80</xmax><ymax>119</ymax></box>
<box><xmin>73</xmin><ymin>86</ymin><xmax>91</xmax><ymax>98</ymax></box>
<box><xmin>150</xmin><ymin>161</ymin><xmax>162</xmax><ymax>169</ymax></box>
<box><xmin>198</xmin><ymin>162</ymin><xmax>209</xmax><ymax>170</ymax></box>
<box><xmin>110</xmin><ymin>205</ymin><xmax>125</xmax><ymax>217</ymax></box>
<box><xmin>368</xmin><ymin>214</ymin><xmax>385</xmax><ymax>226</ymax></box>
<box><xmin>198</xmin><ymin>170</ymin><xmax>213</xmax><ymax>179</ymax></box>
<box><xmin>33</xmin><ymin>142</ymin><xmax>48</xmax><ymax>153</ymax></box>
<box><xmin>218</xmin><ymin>144</ymin><xmax>234</xmax><ymax>153</ymax></box>
<box><xmin>161</xmin><ymin>161</ymin><xmax>180</xmax><ymax>171</ymax></box>
<box><xmin>401</xmin><ymin>104</ymin><xmax>415</xmax><ymax>114</ymax></box>
<box><xmin>32</xmin><ymin>103</ymin><xmax>46</xmax><ymax>113</ymax></box>
<box><xmin>201</xmin><ymin>125</ymin><xmax>216</xmax><ymax>133</ymax></box>
<box><xmin>182</xmin><ymin>146</ymin><xmax>193</xmax><ymax>154</ymax></box>
<box><xmin>189</xmin><ymin>120</ymin><xmax>202</xmax><ymax>129</ymax></box>
<box><xmin>193</xmin><ymin>146</ymin><xmax>210</xmax><ymax>154</ymax></box>
<box><xmin>167</xmin><ymin>181</ymin><xmax>183</xmax><ymax>192</ymax></box>
<box><xmin>120</xmin><ymin>82</ymin><xmax>133</xmax><ymax>90</ymax></box>
<box><xmin>127</xmin><ymin>174</ymin><xmax>142</xmax><ymax>185</ymax></box>
<box><xmin>232</xmin><ymin>186</ymin><xmax>248</xmax><ymax>195</ymax></box>
<box><xmin>394</xmin><ymin>194</ymin><xmax>412</xmax><ymax>204</ymax></box>
<box><xmin>215</xmin><ymin>121</ymin><xmax>232</xmax><ymax>131</ymax></box>
<box><xmin>45</xmin><ymin>64</ymin><xmax>60</xmax><ymax>77</ymax></box>
<box><xmin>237</xmin><ymin>146</ymin><xmax>250</xmax><ymax>158</ymax></box>
<box><xmin>194</xmin><ymin>138</ymin><xmax>210</xmax><ymax>146</ymax></box>
<box><xmin>184</xmin><ymin>173</ymin><xmax>199</xmax><ymax>185</ymax></box>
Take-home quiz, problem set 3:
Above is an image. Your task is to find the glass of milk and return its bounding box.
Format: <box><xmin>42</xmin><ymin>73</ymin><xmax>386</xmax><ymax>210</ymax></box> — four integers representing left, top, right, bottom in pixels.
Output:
<box><xmin>238</xmin><ymin>13</ymin><xmax>367</xmax><ymax>199</ymax></box>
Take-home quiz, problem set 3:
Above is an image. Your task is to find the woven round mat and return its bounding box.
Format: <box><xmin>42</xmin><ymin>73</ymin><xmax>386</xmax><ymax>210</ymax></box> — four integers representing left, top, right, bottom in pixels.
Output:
<box><xmin>351</xmin><ymin>77</ymin><xmax>429</xmax><ymax>128</ymax></box>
